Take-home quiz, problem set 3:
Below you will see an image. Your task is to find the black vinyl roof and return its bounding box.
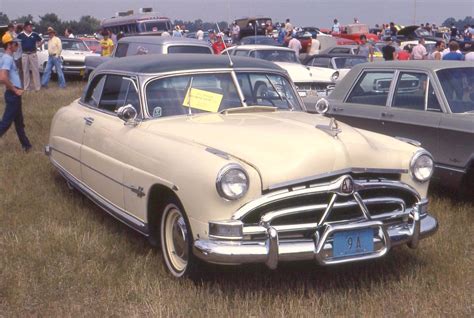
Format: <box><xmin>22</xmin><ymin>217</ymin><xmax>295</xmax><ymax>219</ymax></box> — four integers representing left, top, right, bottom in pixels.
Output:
<box><xmin>96</xmin><ymin>54</ymin><xmax>285</xmax><ymax>74</ymax></box>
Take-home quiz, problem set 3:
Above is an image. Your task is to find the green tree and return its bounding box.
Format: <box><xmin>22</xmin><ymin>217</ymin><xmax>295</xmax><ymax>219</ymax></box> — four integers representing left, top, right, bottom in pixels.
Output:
<box><xmin>15</xmin><ymin>14</ymin><xmax>35</xmax><ymax>25</ymax></box>
<box><xmin>0</xmin><ymin>12</ymin><xmax>9</xmax><ymax>25</ymax></box>
<box><xmin>38</xmin><ymin>13</ymin><xmax>62</xmax><ymax>34</ymax></box>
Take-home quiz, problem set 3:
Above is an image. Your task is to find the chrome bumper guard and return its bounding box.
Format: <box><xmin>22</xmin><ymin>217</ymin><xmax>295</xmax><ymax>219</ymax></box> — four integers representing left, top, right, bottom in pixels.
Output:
<box><xmin>193</xmin><ymin>175</ymin><xmax>438</xmax><ymax>268</ymax></box>
<box><xmin>193</xmin><ymin>210</ymin><xmax>437</xmax><ymax>268</ymax></box>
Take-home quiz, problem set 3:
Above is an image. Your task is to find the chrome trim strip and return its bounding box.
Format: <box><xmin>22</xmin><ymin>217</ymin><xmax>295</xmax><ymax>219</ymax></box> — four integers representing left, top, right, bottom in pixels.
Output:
<box><xmin>434</xmin><ymin>164</ymin><xmax>465</xmax><ymax>173</ymax></box>
<box><xmin>50</xmin><ymin>157</ymin><xmax>149</xmax><ymax>236</ymax></box>
<box><xmin>267</xmin><ymin>167</ymin><xmax>407</xmax><ymax>191</ymax></box>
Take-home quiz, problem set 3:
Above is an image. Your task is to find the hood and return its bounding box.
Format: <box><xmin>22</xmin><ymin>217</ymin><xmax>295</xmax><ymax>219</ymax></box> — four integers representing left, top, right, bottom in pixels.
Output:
<box><xmin>143</xmin><ymin>110</ymin><xmax>416</xmax><ymax>190</ymax></box>
<box><xmin>62</xmin><ymin>50</ymin><xmax>99</xmax><ymax>61</ymax></box>
<box><xmin>398</xmin><ymin>25</ymin><xmax>418</xmax><ymax>36</ymax></box>
<box><xmin>275</xmin><ymin>62</ymin><xmax>334</xmax><ymax>83</ymax></box>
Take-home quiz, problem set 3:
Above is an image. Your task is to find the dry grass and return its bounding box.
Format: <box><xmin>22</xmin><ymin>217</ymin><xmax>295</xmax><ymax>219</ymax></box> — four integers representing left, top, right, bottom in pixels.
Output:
<box><xmin>0</xmin><ymin>83</ymin><xmax>473</xmax><ymax>317</ymax></box>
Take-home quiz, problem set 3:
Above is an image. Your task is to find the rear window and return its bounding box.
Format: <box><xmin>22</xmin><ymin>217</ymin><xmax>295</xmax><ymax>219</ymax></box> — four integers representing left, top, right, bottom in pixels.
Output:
<box><xmin>167</xmin><ymin>46</ymin><xmax>212</xmax><ymax>54</ymax></box>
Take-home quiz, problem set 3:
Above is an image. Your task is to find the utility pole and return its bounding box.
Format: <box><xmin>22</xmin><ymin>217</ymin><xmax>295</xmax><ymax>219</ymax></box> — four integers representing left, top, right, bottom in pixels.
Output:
<box><xmin>413</xmin><ymin>0</ymin><xmax>417</xmax><ymax>25</ymax></box>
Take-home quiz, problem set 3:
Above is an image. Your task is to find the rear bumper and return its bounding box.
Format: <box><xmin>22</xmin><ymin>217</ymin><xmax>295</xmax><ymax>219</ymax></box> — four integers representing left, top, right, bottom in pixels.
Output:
<box><xmin>193</xmin><ymin>210</ymin><xmax>437</xmax><ymax>268</ymax></box>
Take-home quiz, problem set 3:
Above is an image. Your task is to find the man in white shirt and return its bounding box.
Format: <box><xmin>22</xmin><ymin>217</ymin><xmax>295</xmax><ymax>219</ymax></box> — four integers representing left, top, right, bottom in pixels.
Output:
<box><xmin>231</xmin><ymin>22</ymin><xmax>240</xmax><ymax>44</ymax></box>
<box><xmin>288</xmin><ymin>35</ymin><xmax>302</xmax><ymax>56</ymax></box>
<box><xmin>196</xmin><ymin>27</ymin><xmax>204</xmax><ymax>41</ymax></box>
<box><xmin>411</xmin><ymin>38</ymin><xmax>427</xmax><ymax>60</ymax></box>
<box><xmin>332</xmin><ymin>19</ymin><xmax>340</xmax><ymax>34</ymax></box>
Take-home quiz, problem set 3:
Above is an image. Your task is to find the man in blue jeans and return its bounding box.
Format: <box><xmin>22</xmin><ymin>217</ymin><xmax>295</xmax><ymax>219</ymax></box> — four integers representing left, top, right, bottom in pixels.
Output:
<box><xmin>0</xmin><ymin>37</ymin><xmax>32</xmax><ymax>152</ymax></box>
<box><xmin>41</xmin><ymin>27</ymin><xmax>66</xmax><ymax>88</ymax></box>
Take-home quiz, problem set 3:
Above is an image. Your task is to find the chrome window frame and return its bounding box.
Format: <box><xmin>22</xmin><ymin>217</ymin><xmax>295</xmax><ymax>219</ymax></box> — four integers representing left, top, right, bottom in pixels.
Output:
<box><xmin>79</xmin><ymin>71</ymin><xmax>142</xmax><ymax>118</ymax></box>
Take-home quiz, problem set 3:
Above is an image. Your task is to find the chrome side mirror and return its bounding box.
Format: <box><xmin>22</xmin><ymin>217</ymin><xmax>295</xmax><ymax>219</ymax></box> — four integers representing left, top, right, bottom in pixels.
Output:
<box><xmin>116</xmin><ymin>104</ymin><xmax>138</xmax><ymax>125</ymax></box>
<box><xmin>315</xmin><ymin>98</ymin><xmax>329</xmax><ymax>114</ymax></box>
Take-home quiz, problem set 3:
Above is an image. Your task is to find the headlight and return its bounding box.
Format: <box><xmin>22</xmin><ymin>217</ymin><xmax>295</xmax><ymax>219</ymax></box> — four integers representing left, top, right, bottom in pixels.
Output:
<box><xmin>410</xmin><ymin>150</ymin><xmax>434</xmax><ymax>182</ymax></box>
<box><xmin>331</xmin><ymin>71</ymin><xmax>339</xmax><ymax>82</ymax></box>
<box><xmin>216</xmin><ymin>164</ymin><xmax>249</xmax><ymax>200</ymax></box>
<box><xmin>315</xmin><ymin>98</ymin><xmax>329</xmax><ymax>114</ymax></box>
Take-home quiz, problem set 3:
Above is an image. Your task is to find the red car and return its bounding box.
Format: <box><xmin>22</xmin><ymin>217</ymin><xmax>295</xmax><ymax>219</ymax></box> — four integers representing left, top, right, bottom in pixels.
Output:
<box><xmin>332</xmin><ymin>24</ymin><xmax>378</xmax><ymax>44</ymax></box>
<box><xmin>80</xmin><ymin>37</ymin><xmax>102</xmax><ymax>54</ymax></box>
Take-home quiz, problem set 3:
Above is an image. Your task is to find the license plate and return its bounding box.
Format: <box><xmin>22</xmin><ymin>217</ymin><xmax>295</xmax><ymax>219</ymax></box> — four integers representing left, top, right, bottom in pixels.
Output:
<box><xmin>333</xmin><ymin>228</ymin><xmax>374</xmax><ymax>258</ymax></box>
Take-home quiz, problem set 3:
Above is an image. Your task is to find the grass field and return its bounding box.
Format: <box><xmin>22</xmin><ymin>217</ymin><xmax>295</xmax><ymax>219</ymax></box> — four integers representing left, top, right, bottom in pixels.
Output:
<box><xmin>0</xmin><ymin>83</ymin><xmax>473</xmax><ymax>317</ymax></box>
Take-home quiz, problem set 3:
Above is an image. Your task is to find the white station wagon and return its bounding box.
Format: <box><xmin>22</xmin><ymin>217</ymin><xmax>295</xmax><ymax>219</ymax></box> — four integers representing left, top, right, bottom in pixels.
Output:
<box><xmin>46</xmin><ymin>55</ymin><xmax>438</xmax><ymax>278</ymax></box>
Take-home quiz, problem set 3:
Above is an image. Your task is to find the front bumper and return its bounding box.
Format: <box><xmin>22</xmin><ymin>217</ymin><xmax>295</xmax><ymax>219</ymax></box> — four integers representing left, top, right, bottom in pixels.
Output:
<box><xmin>194</xmin><ymin>207</ymin><xmax>438</xmax><ymax>269</ymax></box>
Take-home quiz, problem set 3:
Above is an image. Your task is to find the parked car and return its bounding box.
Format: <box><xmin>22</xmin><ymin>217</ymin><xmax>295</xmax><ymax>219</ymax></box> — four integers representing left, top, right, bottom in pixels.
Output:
<box><xmin>239</xmin><ymin>35</ymin><xmax>279</xmax><ymax>46</ymax></box>
<box><xmin>310</xmin><ymin>61</ymin><xmax>474</xmax><ymax>191</ymax></box>
<box><xmin>222</xmin><ymin>45</ymin><xmax>339</xmax><ymax>96</ymax></box>
<box><xmin>320</xmin><ymin>45</ymin><xmax>360</xmax><ymax>55</ymax></box>
<box><xmin>234</xmin><ymin>17</ymin><xmax>272</xmax><ymax>39</ymax></box>
<box><xmin>38</xmin><ymin>37</ymin><xmax>99</xmax><ymax>77</ymax></box>
<box><xmin>80</xmin><ymin>37</ymin><xmax>102</xmax><ymax>54</ymax></box>
<box><xmin>85</xmin><ymin>36</ymin><xmax>213</xmax><ymax>75</ymax></box>
<box><xmin>303</xmin><ymin>54</ymin><xmax>368</xmax><ymax>80</ymax></box>
<box><xmin>396</xmin><ymin>25</ymin><xmax>445</xmax><ymax>43</ymax></box>
<box><xmin>46</xmin><ymin>54</ymin><xmax>437</xmax><ymax>278</ymax></box>
<box><xmin>332</xmin><ymin>24</ymin><xmax>379</xmax><ymax>44</ymax></box>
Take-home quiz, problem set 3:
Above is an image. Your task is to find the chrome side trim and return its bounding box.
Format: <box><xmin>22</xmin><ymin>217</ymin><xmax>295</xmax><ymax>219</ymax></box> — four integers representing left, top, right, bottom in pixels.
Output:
<box><xmin>49</xmin><ymin>146</ymin><xmax>148</xmax><ymax>198</ymax></box>
<box><xmin>267</xmin><ymin>167</ymin><xmax>407</xmax><ymax>191</ymax></box>
<box><xmin>49</xmin><ymin>157</ymin><xmax>149</xmax><ymax>236</ymax></box>
<box><xmin>435</xmin><ymin>164</ymin><xmax>465</xmax><ymax>173</ymax></box>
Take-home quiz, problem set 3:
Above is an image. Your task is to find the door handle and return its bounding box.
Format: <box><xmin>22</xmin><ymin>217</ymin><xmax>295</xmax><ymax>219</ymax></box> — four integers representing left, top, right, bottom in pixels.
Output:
<box><xmin>333</xmin><ymin>107</ymin><xmax>344</xmax><ymax>112</ymax></box>
<box><xmin>381</xmin><ymin>112</ymin><xmax>394</xmax><ymax>118</ymax></box>
<box><xmin>83</xmin><ymin>117</ymin><xmax>95</xmax><ymax>126</ymax></box>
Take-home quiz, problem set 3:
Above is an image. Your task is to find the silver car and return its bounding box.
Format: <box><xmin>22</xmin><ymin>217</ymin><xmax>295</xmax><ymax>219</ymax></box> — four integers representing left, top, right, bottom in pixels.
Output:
<box><xmin>311</xmin><ymin>61</ymin><xmax>474</xmax><ymax>193</ymax></box>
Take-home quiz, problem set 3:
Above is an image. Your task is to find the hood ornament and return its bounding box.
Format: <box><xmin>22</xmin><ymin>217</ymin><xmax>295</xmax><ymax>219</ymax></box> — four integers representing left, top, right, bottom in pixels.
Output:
<box><xmin>316</xmin><ymin>117</ymin><xmax>341</xmax><ymax>138</ymax></box>
<box><xmin>336</xmin><ymin>175</ymin><xmax>355</xmax><ymax>196</ymax></box>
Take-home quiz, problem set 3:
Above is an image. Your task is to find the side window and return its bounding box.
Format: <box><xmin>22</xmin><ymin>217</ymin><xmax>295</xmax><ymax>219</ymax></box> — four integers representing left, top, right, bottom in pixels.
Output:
<box><xmin>392</xmin><ymin>72</ymin><xmax>428</xmax><ymax>111</ymax></box>
<box><xmin>427</xmin><ymin>82</ymin><xmax>442</xmax><ymax>112</ymax></box>
<box><xmin>84</xmin><ymin>75</ymin><xmax>106</xmax><ymax>107</ymax></box>
<box><xmin>114</xmin><ymin>43</ymin><xmax>129</xmax><ymax>57</ymax></box>
<box><xmin>235</xmin><ymin>50</ymin><xmax>249</xmax><ymax>57</ymax></box>
<box><xmin>311</xmin><ymin>57</ymin><xmax>331</xmax><ymax>68</ymax></box>
<box><xmin>98</xmin><ymin>75</ymin><xmax>140</xmax><ymax>114</ymax></box>
<box><xmin>346</xmin><ymin>71</ymin><xmax>394</xmax><ymax>106</ymax></box>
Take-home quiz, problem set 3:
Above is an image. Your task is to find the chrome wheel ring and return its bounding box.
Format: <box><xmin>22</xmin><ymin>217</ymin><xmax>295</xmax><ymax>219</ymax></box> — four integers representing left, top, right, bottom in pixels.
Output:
<box><xmin>161</xmin><ymin>203</ymin><xmax>189</xmax><ymax>276</ymax></box>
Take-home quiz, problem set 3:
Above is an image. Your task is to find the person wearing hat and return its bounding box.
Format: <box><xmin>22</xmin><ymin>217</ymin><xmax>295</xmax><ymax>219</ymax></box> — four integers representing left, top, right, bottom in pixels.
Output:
<box><xmin>41</xmin><ymin>27</ymin><xmax>65</xmax><ymax>88</ymax></box>
<box><xmin>381</xmin><ymin>37</ymin><xmax>397</xmax><ymax>61</ymax></box>
<box><xmin>16</xmin><ymin>20</ymin><xmax>42</xmax><ymax>91</ymax></box>
<box><xmin>1</xmin><ymin>23</ymin><xmax>16</xmax><ymax>44</ymax></box>
<box><xmin>0</xmin><ymin>37</ymin><xmax>32</xmax><ymax>152</ymax></box>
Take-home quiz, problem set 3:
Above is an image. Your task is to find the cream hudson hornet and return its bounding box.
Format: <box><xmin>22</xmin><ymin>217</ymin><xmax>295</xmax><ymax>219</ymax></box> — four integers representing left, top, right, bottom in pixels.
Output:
<box><xmin>46</xmin><ymin>54</ymin><xmax>438</xmax><ymax>278</ymax></box>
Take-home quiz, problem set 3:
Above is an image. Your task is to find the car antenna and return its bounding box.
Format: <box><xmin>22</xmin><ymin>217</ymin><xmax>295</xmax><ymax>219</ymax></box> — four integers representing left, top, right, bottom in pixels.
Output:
<box><xmin>216</xmin><ymin>22</ymin><xmax>234</xmax><ymax>67</ymax></box>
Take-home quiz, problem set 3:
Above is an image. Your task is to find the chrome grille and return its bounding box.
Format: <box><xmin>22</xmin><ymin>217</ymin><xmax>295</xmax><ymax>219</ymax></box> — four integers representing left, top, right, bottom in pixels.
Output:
<box><xmin>235</xmin><ymin>175</ymin><xmax>419</xmax><ymax>240</ymax></box>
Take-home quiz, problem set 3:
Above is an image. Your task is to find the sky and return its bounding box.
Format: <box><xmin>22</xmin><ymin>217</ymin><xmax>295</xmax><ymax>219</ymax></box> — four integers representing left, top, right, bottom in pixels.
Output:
<box><xmin>2</xmin><ymin>0</ymin><xmax>473</xmax><ymax>27</ymax></box>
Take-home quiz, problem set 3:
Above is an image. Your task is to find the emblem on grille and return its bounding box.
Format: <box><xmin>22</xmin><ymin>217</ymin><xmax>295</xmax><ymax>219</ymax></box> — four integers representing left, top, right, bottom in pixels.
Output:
<box><xmin>340</xmin><ymin>176</ymin><xmax>354</xmax><ymax>195</ymax></box>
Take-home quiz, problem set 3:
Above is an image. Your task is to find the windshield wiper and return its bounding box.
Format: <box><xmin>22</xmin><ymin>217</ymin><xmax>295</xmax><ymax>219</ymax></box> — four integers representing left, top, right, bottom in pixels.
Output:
<box><xmin>265</xmin><ymin>75</ymin><xmax>295</xmax><ymax>111</ymax></box>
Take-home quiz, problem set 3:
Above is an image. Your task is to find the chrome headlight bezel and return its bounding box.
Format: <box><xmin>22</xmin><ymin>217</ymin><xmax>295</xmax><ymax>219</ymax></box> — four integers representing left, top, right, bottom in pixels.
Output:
<box><xmin>410</xmin><ymin>149</ymin><xmax>434</xmax><ymax>183</ymax></box>
<box><xmin>216</xmin><ymin>163</ymin><xmax>249</xmax><ymax>200</ymax></box>
<box><xmin>331</xmin><ymin>71</ymin><xmax>339</xmax><ymax>82</ymax></box>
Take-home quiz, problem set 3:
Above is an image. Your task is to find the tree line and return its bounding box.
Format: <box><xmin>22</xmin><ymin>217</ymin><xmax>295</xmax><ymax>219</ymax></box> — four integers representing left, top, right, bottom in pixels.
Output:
<box><xmin>0</xmin><ymin>11</ymin><xmax>471</xmax><ymax>35</ymax></box>
<box><xmin>0</xmin><ymin>12</ymin><xmax>229</xmax><ymax>35</ymax></box>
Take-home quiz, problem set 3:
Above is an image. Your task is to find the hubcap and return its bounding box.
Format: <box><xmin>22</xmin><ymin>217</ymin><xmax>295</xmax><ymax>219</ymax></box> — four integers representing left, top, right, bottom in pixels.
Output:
<box><xmin>164</xmin><ymin>206</ymin><xmax>188</xmax><ymax>273</ymax></box>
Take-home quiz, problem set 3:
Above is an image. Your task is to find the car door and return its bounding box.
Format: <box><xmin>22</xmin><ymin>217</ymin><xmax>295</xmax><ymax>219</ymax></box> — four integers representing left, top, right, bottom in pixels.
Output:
<box><xmin>80</xmin><ymin>73</ymin><xmax>141</xmax><ymax>210</ymax></box>
<box><xmin>378</xmin><ymin>72</ymin><xmax>442</xmax><ymax>158</ymax></box>
<box><xmin>327</xmin><ymin>70</ymin><xmax>395</xmax><ymax>132</ymax></box>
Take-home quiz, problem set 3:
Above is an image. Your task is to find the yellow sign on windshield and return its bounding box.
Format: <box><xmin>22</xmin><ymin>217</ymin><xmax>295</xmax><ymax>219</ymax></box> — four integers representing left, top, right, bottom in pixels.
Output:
<box><xmin>183</xmin><ymin>88</ymin><xmax>223</xmax><ymax>113</ymax></box>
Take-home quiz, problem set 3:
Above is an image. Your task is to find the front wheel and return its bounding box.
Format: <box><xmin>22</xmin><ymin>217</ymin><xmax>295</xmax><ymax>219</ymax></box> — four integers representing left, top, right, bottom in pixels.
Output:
<box><xmin>160</xmin><ymin>200</ymin><xmax>200</xmax><ymax>278</ymax></box>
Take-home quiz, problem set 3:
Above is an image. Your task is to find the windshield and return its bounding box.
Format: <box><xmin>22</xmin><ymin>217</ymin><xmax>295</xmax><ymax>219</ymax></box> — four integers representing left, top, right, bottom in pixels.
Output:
<box><xmin>250</xmin><ymin>50</ymin><xmax>299</xmax><ymax>63</ymax></box>
<box><xmin>437</xmin><ymin>68</ymin><xmax>474</xmax><ymax>113</ymax></box>
<box><xmin>333</xmin><ymin>57</ymin><xmax>367</xmax><ymax>69</ymax></box>
<box><xmin>140</xmin><ymin>21</ymin><xmax>169</xmax><ymax>32</ymax></box>
<box><xmin>145</xmin><ymin>72</ymin><xmax>302</xmax><ymax>118</ymax></box>
<box><xmin>240</xmin><ymin>36</ymin><xmax>277</xmax><ymax>46</ymax></box>
<box><xmin>53</xmin><ymin>39</ymin><xmax>88</xmax><ymax>51</ymax></box>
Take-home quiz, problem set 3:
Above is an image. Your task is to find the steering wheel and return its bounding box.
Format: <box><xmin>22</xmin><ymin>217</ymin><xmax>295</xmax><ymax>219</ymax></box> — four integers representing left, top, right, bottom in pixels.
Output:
<box><xmin>254</xmin><ymin>81</ymin><xmax>276</xmax><ymax>106</ymax></box>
